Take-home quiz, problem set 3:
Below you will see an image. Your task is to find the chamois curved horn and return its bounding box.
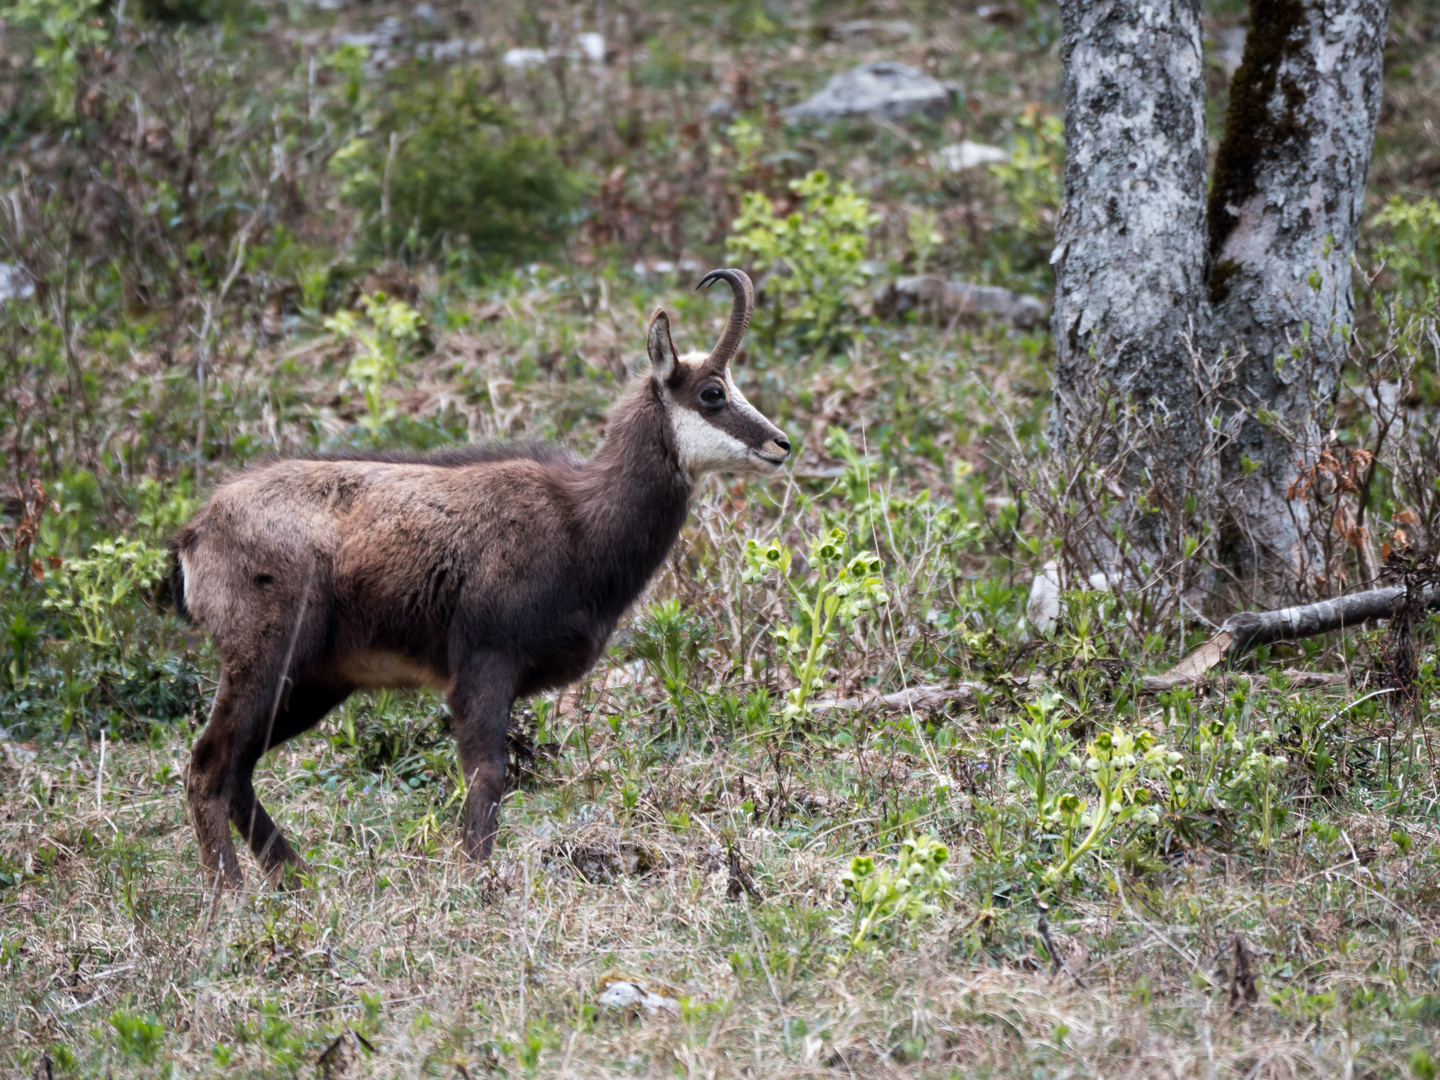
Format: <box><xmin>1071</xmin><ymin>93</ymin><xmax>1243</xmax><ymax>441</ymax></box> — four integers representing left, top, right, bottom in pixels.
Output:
<box><xmin>695</xmin><ymin>268</ymin><xmax>754</xmax><ymax>371</ymax></box>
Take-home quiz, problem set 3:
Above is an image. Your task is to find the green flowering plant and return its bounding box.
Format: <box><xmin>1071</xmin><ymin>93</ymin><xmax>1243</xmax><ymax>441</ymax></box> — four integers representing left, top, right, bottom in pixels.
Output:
<box><xmin>6</xmin><ymin>0</ymin><xmax>109</xmax><ymax>123</ymax></box>
<box><xmin>839</xmin><ymin>834</ymin><xmax>953</xmax><ymax>959</ymax></box>
<box><xmin>1040</xmin><ymin>726</ymin><xmax>1181</xmax><ymax>890</ymax></box>
<box><xmin>743</xmin><ymin>526</ymin><xmax>888</xmax><ymax>725</ymax></box>
<box><xmin>324</xmin><ymin>292</ymin><xmax>422</xmax><ymax>428</ymax></box>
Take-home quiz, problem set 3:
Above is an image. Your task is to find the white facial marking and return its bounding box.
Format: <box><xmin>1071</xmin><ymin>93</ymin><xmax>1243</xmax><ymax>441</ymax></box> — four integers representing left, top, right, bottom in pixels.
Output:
<box><xmin>663</xmin><ymin>354</ymin><xmax>780</xmax><ymax>480</ymax></box>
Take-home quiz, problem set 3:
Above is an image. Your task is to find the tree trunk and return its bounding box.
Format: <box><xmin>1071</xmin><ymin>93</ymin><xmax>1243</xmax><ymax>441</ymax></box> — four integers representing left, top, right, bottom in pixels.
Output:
<box><xmin>1208</xmin><ymin>0</ymin><xmax>1389</xmax><ymax>598</ymax></box>
<box><xmin>1051</xmin><ymin>0</ymin><xmax>1211</xmax><ymax>582</ymax></box>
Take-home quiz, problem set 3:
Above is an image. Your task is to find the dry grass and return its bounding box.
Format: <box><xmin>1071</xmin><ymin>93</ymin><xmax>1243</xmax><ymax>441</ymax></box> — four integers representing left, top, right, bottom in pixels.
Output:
<box><xmin>7</xmin><ymin>694</ymin><xmax>1440</xmax><ymax>1079</ymax></box>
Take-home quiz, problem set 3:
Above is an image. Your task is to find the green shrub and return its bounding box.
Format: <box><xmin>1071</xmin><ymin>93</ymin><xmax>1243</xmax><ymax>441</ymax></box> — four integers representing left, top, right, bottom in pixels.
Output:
<box><xmin>1370</xmin><ymin>195</ymin><xmax>1440</xmax><ymax>313</ymax></box>
<box><xmin>107</xmin><ymin>1010</ymin><xmax>165</xmax><ymax>1065</ymax></box>
<box><xmin>728</xmin><ymin>170</ymin><xmax>878</xmax><ymax>351</ymax></box>
<box><xmin>839</xmin><ymin>834</ymin><xmax>953</xmax><ymax>959</ymax></box>
<box><xmin>331</xmin><ymin>67</ymin><xmax>587</xmax><ymax>267</ymax></box>
<box><xmin>104</xmin><ymin>653</ymin><xmax>205</xmax><ymax>735</ymax></box>
<box><xmin>42</xmin><ymin>537</ymin><xmax>169</xmax><ymax>658</ymax></box>
<box><xmin>742</xmin><ymin>526</ymin><xmax>887</xmax><ymax>725</ymax></box>
<box><xmin>631</xmin><ymin>599</ymin><xmax>712</xmax><ymax>717</ymax></box>
<box><xmin>985</xmin><ymin>107</ymin><xmax>1064</xmax><ymax>292</ymax></box>
<box><xmin>324</xmin><ymin>292</ymin><xmax>423</xmax><ymax>428</ymax></box>
<box><xmin>3</xmin><ymin>0</ymin><xmax>108</xmax><ymax>124</ymax></box>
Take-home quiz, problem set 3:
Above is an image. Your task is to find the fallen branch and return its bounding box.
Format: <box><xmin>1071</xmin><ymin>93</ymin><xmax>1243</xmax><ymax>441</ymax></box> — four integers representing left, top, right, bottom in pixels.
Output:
<box><xmin>1140</xmin><ymin>669</ymin><xmax>1345</xmax><ymax>693</ymax></box>
<box><xmin>809</xmin><ymin>668</ymin><xmax>1345</xmax><ymax>712</ymax></box>
<box><xmin>810</xmin><ymin>684</ymin><xmax>984</xmax><ymax>712</ymax></box>
<box><xmin>1160</xmin><ymin>583</ymin><xmax>1438</xmax><ymax>684</ymax></box>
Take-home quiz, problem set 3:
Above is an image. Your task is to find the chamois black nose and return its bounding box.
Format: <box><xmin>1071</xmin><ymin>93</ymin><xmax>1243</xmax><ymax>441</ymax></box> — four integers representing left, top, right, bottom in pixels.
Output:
<box><xmin>775</xmin><ymin>437</ymin><xmax>791</xmax><ymax>454</ymax></box>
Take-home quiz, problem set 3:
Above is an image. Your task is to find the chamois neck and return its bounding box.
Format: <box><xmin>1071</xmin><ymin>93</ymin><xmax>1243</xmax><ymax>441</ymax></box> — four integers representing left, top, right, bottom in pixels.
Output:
<box><xmin>572</xmin><ymin>381</ymin><xmax>692</xmax><ymax>607</ymax></box>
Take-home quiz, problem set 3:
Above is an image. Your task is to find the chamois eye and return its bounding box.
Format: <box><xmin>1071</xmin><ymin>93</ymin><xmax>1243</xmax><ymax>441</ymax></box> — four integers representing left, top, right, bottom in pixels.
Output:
<box><xmin>700</xmin><ymin>385</ymin><xmax>726</xmax><ymax>407</ymax></box>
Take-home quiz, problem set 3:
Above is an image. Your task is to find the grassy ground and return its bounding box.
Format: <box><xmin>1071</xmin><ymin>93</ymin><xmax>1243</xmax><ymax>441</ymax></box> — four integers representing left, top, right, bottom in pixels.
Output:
<box><xmin>4</xmin><ymin>1</ymin><xmax>1440</xmax><ymax>1077</ymax></box>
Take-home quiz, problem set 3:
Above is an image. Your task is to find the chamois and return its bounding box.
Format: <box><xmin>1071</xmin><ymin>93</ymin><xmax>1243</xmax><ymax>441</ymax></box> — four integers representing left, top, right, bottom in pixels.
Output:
<box><xmin>173</xmin><ymin>269</ymin><xmax>788</xmax><ymax>889</ymax></box>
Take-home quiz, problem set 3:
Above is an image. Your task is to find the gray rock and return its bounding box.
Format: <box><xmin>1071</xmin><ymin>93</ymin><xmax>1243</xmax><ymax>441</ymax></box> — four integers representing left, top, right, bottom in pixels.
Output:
<box><xmin>576</xmin><ymin>32</ymin><xmax>605</xmax><ymax>62</ymax></box>
<box><xmin>825</xmin><ymin>19</ymin><xmax>917</xmax><ymax>44</ymax></box>
<box><xmin>1210</xmin><ymin>27</ymin><xmax>1247</xmax><ymax>77</ymax></box>
<box><xmin>596</xmin><ymin>980</ymin><xmax>679</xmax><ymax>1015</ymax></box>
<box><xmin>502</xmin><ymin>47</ymin><xmax>549</xmax><ymax>70</ymax></box>
<box><xmin>1026</xmin><ymin>560</ymin><xmax>1113</xmax><ymax>636</ymax></box>
<box><xmin>782</xmin><ymin>62</ymin><xmax>955</xmax><ymax>124</ymax></box>
<box><xmin>417</xmin><ymin>38</ymin><xmax>485</xmax><ymax>62</ymax></box>
<box><xmin>705</xmin><ymin>96</ymin><xmax>735</xmax><ymax>122</ymax></box>
<box><xmin>0</xmin><ymin>263</ymin><xmax>35</xmax><ymax>302</ymax></box>
<box><xmin>502</xmin><ymin>35</ymin><xmax>604</xmax><ymax>70</ymax></box>
<box><xmin>873</xmin><ymin>274</ymin><xmax>1048</xmax><ymax>327</ymax></box>
<box><xmin>932</xmin><ymin>140</ymin><xmax>1010</xmax><ymax>172</ymax></box>
<box><xmin>336</xmin><ymin>15</ymin><xmax>404</xmax><ymax>51</ymax></box>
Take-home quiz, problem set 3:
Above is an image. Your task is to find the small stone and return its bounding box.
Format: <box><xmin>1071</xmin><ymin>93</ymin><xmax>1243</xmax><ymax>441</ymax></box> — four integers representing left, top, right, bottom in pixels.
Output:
<box><xmin>825</xmin><ymin>19</ymin><xmax>917</xmax><ymax>44</ymax></box>
<box><xmin>705</xmin><ymin>96</ymin><xmax>735</xmax><ymax>122</ymax></box>
<box><xmin>577</xmin><ymin>32</ymin><xmax>605</xmax><ymax>62</ymax></box>
<box><xmin>597</xmin><ymin>979</ymin><xmax>679</xmax><ymax>1015</ymax></box>
<box><xmin>932</xmin><ymin>140</ymin><xmax>1010</xmax><ymax>172</ymax></box>
<box><xmin>782</xmin><ymin>62</ymin><xmax>955</xmax><ymax>124</ymax></box>
<box><xmin>502</xmin><ymin>47</ymin><xmax>549</xmax><ymax>70</ymax></box>
<box><xmin>1027</xmin><ymin>561</ymin><xmax>1061</xmax><ymax>635</ymax></box>
<box><xmin>597</xmin><ymin>982</ymin><xmax>643</xmax><ymax>1008</ymax></box>
<box><xmin>873</xmin><ymin>275</ymin><xmax>1048</xmax><ymax>327</ymax></box>
<box><xmin>0</xmin><ymin>263</ymin><xmax>35</xmax><ymax>302</ymax></box>
<box><xmin>419</xmin><ymin>39</ymin><xmax>483</xmax><ymax>62</ymax></box>
<box><xmin>336</xmin><ymin>16</ymin><xmax>404</xmax><ymax>53</ymax></box>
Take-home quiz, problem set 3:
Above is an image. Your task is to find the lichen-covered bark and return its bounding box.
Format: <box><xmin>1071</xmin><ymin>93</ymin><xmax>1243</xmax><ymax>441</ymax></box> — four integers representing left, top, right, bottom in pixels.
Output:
<box><xmin>1051</xmin><ymin>0</ymin><xmax>1210</xmax><ymax>572</ymax></box>
<box><xmin>1209</xmin><ymin>0</ymin><xmax>1388</xmax><ymax>595</ymax></box>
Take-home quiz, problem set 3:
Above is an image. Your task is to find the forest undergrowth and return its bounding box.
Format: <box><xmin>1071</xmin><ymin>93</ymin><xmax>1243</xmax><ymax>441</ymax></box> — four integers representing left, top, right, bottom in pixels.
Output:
<box><xmin>3</xmin><ymin>0</ymin><xmax>1440</xmax><ymax>1077</ymax></box>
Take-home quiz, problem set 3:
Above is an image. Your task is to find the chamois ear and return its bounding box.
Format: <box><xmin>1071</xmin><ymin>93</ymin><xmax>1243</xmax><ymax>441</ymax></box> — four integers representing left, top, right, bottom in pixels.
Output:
<box><xmin>646</xmin><ymin>308</ymin><xmax>680</xmax><ymax>385</ymax></box>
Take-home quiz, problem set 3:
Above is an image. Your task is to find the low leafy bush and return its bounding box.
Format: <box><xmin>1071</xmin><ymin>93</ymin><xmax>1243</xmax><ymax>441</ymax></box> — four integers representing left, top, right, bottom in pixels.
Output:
<box><xmin>107</xmin><ymin>1011</ymin><xmax>165</xmax><ymax>1065</ymax></box>
<box><xmin>324</xmin><ymin>292</ymin><xmax>423</xmax><ymax>428</ymax></box>
<box><xmin>728</xmin><ymin>170</ymin><xmax>878</xmax><ymax>350</ymax></box>
<box><xmin>1369</xmin><ymin>195</ymin><xmax>1440</xmax><ymax>313</ymax></box>
<box><xmin>743</xmin><ymin>526</ymin><xmax>887</xmax><ymax>725</ymax></box>
<box><xmin>102</xmin><ymin>653</ymin><xmax>205</xmax><ymax>736</ymax></box>
<box><xmin>331</xmin><ymin>67</ymin><xmax>588</xmax><ymax>268</ymax></box>
<box><xmin>984</xmin><ymin>106</ymin><xmax>1064</xmax><ymax>291</ymax></box>
<box><xmin>41</xmin><ymin>538</ymin><xmax>168</xmax><ymax>658</ymax></box>
<box><xmin>631</xmin><ymin>599</ymin><xmax>713</xmax><ymax>719</ymax></box>
<box><xmin>3</xmin><ymin>0</ymin><xmax>108</xmax><ymax>124</ymax></box>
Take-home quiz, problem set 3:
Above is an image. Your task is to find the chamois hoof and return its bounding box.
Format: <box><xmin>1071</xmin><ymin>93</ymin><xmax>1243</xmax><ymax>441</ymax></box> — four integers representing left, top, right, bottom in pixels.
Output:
<box><xmin>263</xmin><ymin>857</ymin><xmax>314</xmax><ymax>892</ymax></box>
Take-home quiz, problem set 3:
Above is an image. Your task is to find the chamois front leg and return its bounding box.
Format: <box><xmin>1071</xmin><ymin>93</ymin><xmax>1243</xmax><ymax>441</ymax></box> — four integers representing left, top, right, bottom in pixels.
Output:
<box><xmin>450</xmin><ymin>653</ymin><xmax>519</xmax><ymax>862</ymax></box>
<box><xmin>188</xmin><ymin>662</ymin><xmax>274</xmax><ymax>891</ymax></box>
<box><xmin>232</xmin><ymin>680</ymin><xmax>352</xmax><ymax>888</ymax></box>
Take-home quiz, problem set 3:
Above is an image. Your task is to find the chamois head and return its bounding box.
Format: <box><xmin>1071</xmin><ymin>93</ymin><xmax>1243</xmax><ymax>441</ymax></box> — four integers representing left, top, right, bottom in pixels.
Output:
<box><xmin>646</xmin><ymin>268</ymin><xmax>790</xmax><ymax>480</ymax></box>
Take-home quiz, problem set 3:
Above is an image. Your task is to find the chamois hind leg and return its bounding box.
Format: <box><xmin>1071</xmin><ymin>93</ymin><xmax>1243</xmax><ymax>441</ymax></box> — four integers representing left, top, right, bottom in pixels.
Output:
<box><xmin>230</xmin><ymin>680</ymin><xmax>352</xmax><ymax>889</ymax></box>
<box><xmin>449</xmin><ymin>653</ymin><xmax>519</xmax><ymax>863</ymax></box>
